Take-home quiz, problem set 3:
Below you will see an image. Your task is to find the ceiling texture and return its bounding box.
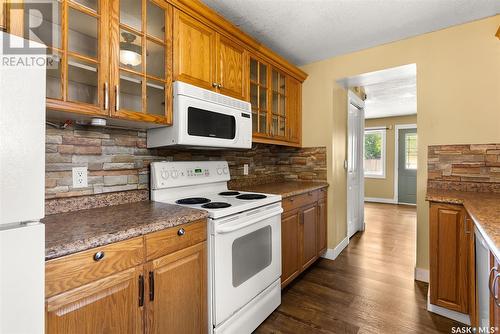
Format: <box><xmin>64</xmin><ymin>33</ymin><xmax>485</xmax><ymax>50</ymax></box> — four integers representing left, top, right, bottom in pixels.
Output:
<box><xmin>201</xmin><ymin>0</ymin><xmax>500</xmax><ymax>66</ymax></box>
<box><xmin>364</xmin><ymin>76</ymin><xmax>416</xmax><ymax>119</ymax></box>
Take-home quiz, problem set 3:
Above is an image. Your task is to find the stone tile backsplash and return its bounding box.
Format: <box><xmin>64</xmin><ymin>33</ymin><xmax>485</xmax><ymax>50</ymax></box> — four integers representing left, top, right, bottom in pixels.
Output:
<box><xmin>45</xmin><ymin>125</ymin><xmax>327</xmax><ymax>200</ymax></box>
<box><xmin>427</xmin><ymin>144</ymin><xmax>500</xmax><ymax>193</ymax></box>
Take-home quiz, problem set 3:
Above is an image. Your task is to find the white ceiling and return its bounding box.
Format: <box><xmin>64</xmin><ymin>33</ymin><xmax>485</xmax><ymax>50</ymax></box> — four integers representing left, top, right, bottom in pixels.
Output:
<box><xmin>364</xmin><ymin>76</ymin><xmax>416</xmax><ymax>119</ymax></box>
<box><xmin>201</xmin><ymin>0</ymin><xmax>500</xmax><ymax>65</ymax></box>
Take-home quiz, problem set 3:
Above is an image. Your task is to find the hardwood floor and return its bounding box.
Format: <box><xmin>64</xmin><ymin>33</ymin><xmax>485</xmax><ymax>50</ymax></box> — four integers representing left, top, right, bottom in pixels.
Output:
<box><xmin>255</xmin><ymin>203</ymin><xmax>463</xmax><ymax>333</ymax></box>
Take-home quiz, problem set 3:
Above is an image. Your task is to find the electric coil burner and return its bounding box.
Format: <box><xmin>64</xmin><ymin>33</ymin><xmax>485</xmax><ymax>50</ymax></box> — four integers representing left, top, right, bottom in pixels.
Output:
<box><xmin>236</xmin><ymin>193</ymin><xmax>267</xmax><ymax>200</ymax></box>
<box><xmin>202</xmin><ymin>202</ymin><xmax>232</xmax><ymax>209</ymax></box>
<box><xmin>219</xmin><ymin>191</ymin><xmax>241</xmax><ymax>196</ymax></box>
<box><xmin>176</xmin><ymin>197</ymin><xmax>211</xmax><ymax>205</ymax></box>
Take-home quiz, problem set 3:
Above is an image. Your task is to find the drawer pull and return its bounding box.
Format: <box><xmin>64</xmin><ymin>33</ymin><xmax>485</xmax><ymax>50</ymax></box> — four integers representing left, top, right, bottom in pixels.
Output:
<box><xmin>149</xmin><ymin>271</ymin><xmax>155</xmax><ymax>301</ymax></box>
<box><xmin>93</xmin><ymin>251</ymin><xmax>105</xmax><ymax>261</ymax></box>
<box><xmin>489</xmin><ymin>266</ymin><xmax>498</xmax><ymax>296</ymax></box>
<box><xmin>177</xmin><ymin>228</ymin><xmax>185</xmax><ymax>236</ymax></box>
<box><xmin>493</xmin><ymin>273</ymin><xmax>500</xmax><ymax>307</ymax></box>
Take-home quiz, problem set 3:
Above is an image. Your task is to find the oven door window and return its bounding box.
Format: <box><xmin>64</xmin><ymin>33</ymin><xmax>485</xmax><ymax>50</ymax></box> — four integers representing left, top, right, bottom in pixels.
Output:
<box><xmin>187</xmin><ymin>107</ymin><xmax>236</xmax><ymax>139</ymax></box>
<box><xmin>232</xmin><ymin>225</ymin><xmax>272</xmax><ymax>287</ymax></box>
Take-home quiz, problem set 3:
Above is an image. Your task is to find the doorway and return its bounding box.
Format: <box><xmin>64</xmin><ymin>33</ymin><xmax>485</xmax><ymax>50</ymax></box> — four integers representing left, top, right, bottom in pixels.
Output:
<box><xmin>347</xmin><ymin>91</ymin><xmax>365</xmax><ymax>239</ymax></box>
<box><xmin>396</xmin><ymin>125</ymin><xmax>417</xmax><ymax>205</ymax></box>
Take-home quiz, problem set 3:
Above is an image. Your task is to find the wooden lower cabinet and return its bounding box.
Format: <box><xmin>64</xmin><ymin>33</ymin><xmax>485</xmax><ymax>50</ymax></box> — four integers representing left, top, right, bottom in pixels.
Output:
<box><xmin>491</xmin><ymin>253</ymin><xmax>500</xmax><ymax>329</ymax></box>
<box><xmin>281</xmin><ymin>188</ymin><xmax>328</xmax><ymax>288</ymax></box>
<box><xmin>429</xmin><ymin>202</ymin><xmax>471</xmax><ymax>314</ymax></box>
<box><xmin>301</xmin><ymin>204</ymin><xmax>318</xmax><ymax>270</ymax></box>
<box><xmin>46</xmin><ymin>220</ymin><xmax>208</xmax><ymax>334</ymax></box>
<box><xmin>145</xmin><ymin>242</ymin><xmax>207</xmax><ymax>334</ymax></box>
<box><xmin>281</xmin><ymin>211</ymin><xmax>301</xmax><ymax>287</ymax></box>
<box><xmin>46</xmin><ymin>266</ymin><xmax>144</xmax><ymax>334</ymax></box>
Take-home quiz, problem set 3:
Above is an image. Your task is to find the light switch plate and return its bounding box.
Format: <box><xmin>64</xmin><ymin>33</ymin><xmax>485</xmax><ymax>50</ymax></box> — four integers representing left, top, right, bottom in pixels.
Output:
<box><xmin>72</xmin><ymin>166</ymin><xmax>88</xmax><ymax>188</ymax></box>
<box><xmin>243</xmin><ymin>164</ymin><xmax>249</xmax><ymax>175</ymax></box>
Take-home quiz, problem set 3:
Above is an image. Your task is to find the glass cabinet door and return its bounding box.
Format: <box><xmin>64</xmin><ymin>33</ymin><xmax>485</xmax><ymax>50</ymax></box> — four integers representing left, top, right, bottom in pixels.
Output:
<box><xmin>249</xmin><ymin>57</ymin><xmax>269</xmax><ymax>136</ymax></box>
<box><xmin>270</xmin><ymin>69</ymin><xmax>286</xmax><ymax>138</ymax></box>
<box><xmin>111</xmin><ymin>0</ymin><xmax>171</xmax><ymax>124</ymax></box>
<box><xmin>32</xmin><ymin>0</ymin><xmax>109</xmax><ymax>115</ymax></box>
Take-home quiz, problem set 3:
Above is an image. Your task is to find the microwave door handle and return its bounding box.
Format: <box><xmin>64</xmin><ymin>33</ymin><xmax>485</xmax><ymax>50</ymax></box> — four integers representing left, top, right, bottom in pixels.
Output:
<box><xmin>216</xmin><ymin>207</ymin><xmax>283</xmax><ymax>234</ymax></box>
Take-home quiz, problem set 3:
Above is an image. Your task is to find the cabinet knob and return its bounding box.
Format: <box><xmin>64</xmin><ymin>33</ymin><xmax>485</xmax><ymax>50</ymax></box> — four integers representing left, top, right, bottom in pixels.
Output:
<box><xmin>217</xmin><ymin>83</ymin><xmax>222</xmax><ymax>89</ymax></box>
<box><xmin>93</xmin><ymin>251</ymin><xmax>105</xmax><ymax>261</ymax></box>
<box><xmin>177</xmin><ymin>228</ymin><xmax>185</xmax><ymax>236</ymax></box>
<box><xmin>212</xmin><ymin>82</ymin><xmax>218</xmax><ymax>88</ymax></box>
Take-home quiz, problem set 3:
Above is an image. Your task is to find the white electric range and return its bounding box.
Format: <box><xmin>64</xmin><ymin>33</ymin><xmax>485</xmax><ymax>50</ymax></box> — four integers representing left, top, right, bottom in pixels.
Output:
<box><xmin>150</xmin><ymin>161</ymin><xmax>282</xmax><ymax>334</ymax></box>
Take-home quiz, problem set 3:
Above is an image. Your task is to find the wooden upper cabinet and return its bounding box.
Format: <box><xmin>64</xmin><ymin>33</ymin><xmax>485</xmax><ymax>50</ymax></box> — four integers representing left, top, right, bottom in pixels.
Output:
<box><xmin>429</xmin><ymin>203</ymin><xmax>469</xmax><ymax>313</ymax></box>
<box><xmin>46</xmin><ymin>266</ymin><xmax>144</xmax><ymax>334</ymax></box>
<box><xmin>40</xmin><ymin>0</ymin><xmax>110</xmax><ymax>116</ymax></box>
<box><xmin>145</xmin><ymin>242</ymin><xmax>207</xmax><ymax>334</ymax></box>
<box><xmin>286</xmin><ymin>76</ymin><xmax>301</xmax><ymax>144</ymax></box>
<box><xmin>270</xmin><ymin>68</ymin><xmax>287</xmax><ymax>139</ymax></box>
<box><xmin>216</xmin><ymin>34</ymin><xmax>247</xmax><ymax>100</ymax></box>
<box><xmin>173</xmin><ymin>9</ymin><xmax>215</xmax><ymax>90</ymax></box>
<box><xmin>109</xmin><ymin>0</ymin><xmax>172</xmax><ymax>124</ymax></box>
<box><xmin>249</xmin><ymin>56</ymin><xmax>269</xmax><ymax>137</ymax></box>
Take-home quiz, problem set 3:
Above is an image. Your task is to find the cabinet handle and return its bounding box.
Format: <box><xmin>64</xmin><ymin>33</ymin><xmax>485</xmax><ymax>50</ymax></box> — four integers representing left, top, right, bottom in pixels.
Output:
<box><xmin>464</xmin><ymin>217</ymin><xmax>470</xmax><ymax>234</ymax></box>
<box><xmin>138</xmin><ymin>275</ymin><xmax>144</xmax><ymax>307</ymax></box>
<box><xmin>103</xmin><ymin>82</ymin><xmax>109</xmax><ymax>110</ymax></box>
<box><xmin>217</xmin><ymin>83</ymin><xmax>222</xmax><ymax>89</ymax></box>
<box><xmin>212</xmin><ymin>82</ymin><xmax>218</xmax><ymax>88</ymax></box>
<box><xmin>93</xmin><ymin>251</ymin><xmax>105</xmax><ymax>261</ymax></box>
<box><xmin>115</xmin><ymin>85</ymin><xmax>120</xmax><ymax>111</ymax></box>
<box><xmin>177</xmin><ymin>228</ymin><xmax>185</xmax><ymax>236</ymax></box>
<box><xmin>493</xmin><ymin>273</ymin><xmax>500</xmax><ymax>307</ymax></box>
<box><xmin>149</xmin><ymin>271</ymin><xmax>155</xmax><ymax>301</ymax></box>
<box><xmin>489</xmin><ymin>266</ymin><xmax>498</xmax><ymax>297</ymax></box>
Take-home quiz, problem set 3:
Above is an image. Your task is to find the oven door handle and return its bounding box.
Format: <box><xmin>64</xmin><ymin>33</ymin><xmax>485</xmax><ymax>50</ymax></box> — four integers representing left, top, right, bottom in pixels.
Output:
<box><xmin>216</xmin><ymin>207</ymin><xmax>283</xmax><ymax>234</ymax></box>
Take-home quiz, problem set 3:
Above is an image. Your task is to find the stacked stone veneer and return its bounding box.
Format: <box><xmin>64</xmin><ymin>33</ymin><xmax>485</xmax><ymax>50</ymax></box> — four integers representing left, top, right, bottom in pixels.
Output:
<box><xmin>45</xmin><ymin>125</ymin><xmax>326</xmax><ymax>200</ymax></box>
<box><xmin>428</xmin><ymin>144</ymin><xmax>500</xmax><ymax>193</ymax></box>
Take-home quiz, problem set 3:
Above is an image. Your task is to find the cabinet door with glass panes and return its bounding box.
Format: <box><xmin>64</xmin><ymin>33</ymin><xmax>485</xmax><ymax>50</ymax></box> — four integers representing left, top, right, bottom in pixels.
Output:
<box><xmin>270</xmin><ymin>68</ymin><xmax>287</xmax><ymax>139</ymax></box>
<box><xmin>38</xmin><ymin>0</ymin><xmax>110</xmax><ymax>116</ymax></box>
<box><xmin>109</xmin><ymin>0</ymin><xmax>172</xmax><ymax>124</ymax></box>
<box><xmin>249</xmin><ymin>56</ymin><xmax>269</xmax><ymax>137</ymax></box>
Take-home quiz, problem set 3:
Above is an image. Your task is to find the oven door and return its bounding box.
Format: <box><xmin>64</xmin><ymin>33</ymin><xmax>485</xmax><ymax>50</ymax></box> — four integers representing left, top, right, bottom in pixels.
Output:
<box><xmin>175</xmin><ymin>93</ymin><xmax>252</xmax><ymax>149</ymax></box>
<box><xmin>212</xmin><ymin>204</ymin><xmax>282</xmax><ymax>326</ymax></box>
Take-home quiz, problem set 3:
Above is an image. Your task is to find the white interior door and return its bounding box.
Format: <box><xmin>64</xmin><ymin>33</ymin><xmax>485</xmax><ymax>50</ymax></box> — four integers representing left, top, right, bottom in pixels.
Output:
<box><xmin>347</xmin><ymin>92</ymin><xmax>365</xmax><ymax>239</ymax></box>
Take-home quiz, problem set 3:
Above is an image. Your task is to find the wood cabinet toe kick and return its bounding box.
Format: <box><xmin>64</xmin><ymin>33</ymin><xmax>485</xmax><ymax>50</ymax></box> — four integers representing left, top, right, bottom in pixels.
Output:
<box><xmin>45</xmin><ymin>219</ymin><xmax>207</xmax><ymax>334</ymax></box>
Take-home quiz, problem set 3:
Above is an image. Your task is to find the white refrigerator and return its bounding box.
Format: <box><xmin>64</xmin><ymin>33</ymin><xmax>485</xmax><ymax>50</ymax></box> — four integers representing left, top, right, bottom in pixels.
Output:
<box><xmin>0</xmin><ymin>31</ymin><xmax>46</xmax><ymax>334</ymax></box>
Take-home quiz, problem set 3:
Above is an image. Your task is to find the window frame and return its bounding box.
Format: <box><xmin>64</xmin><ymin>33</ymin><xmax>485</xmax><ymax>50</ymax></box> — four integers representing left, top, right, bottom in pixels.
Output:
<box><xmin>404</xmin><ymin>132</ymin><xmax>418</xmax><ymax>170</ymax></box>
<box><xmin>363</xmin><ymin>127</ymin><xmax>386</xmax><ymax>179</ymax></box>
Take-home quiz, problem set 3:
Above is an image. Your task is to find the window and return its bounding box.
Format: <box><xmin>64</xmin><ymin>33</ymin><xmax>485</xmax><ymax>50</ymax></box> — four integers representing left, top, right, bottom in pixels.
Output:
<box><xmin>364</xmin><ymin>129</ymin><xmax>386</xmax><ymax>178</ymax></box>
<box><xmin>405</xmin><ymin>132</ymin><xmax>418</xmax><ymax>169</ymax></box>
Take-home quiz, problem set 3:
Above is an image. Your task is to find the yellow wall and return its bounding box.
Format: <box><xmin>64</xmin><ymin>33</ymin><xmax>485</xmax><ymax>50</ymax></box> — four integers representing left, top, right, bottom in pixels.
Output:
<box><xmin>300</xmin><ymin>15</ymin><xmax>500</xmax><ymax>271</ymax></box>
<box><xmin>364</xmin><ymin>115</ymin><xmax>417</xmax><ymax>200</ymax></box>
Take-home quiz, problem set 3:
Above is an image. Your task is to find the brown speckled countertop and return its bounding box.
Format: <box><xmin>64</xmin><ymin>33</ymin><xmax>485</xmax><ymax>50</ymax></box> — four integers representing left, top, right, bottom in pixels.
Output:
<box><xmin>426</xmin><ymin>189</ymin><xmax>500</xmax><ymax>259</ymax></box>
<box><xmin>238</xmin><ymin>181</ymin><xmax>329</xmax><ymax>198</ymax></box>
<box><xmin>43</xmin><ymin>201</ymin><xmax>209</xmax><ymax>260</ymax></box>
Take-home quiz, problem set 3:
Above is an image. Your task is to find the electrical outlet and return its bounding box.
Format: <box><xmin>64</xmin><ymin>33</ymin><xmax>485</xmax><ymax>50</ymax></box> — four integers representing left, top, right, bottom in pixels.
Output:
<box><xmin>72</xmin><ymin>167</ymin><xmax>88</xmax><ymax>188</ymax></box>
<box><xmin>243</xmin><ymin>164</ymin><xmax>249</xmax><ymax>175</ymax></box>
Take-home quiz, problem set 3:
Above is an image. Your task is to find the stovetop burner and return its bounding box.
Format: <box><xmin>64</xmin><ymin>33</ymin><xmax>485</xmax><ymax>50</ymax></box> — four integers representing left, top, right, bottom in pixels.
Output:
<box><xmin>219</xmin><ymin>191</ymin><xmax>241</xmax><ymax>196</ymax></box>
<box><xmin>176</xmin><ymin>197</ymin><xmax>211</xmax><ymax>205</ymax></box>
<box><xmin>202</xmin><ymin>202</ymin><xmax>232</xmax><ymax>209</ymax></box>
<box><xmin>236</xmin><ymin>193</ymin><xmax>267</xmax><ymax>200</ymax></box>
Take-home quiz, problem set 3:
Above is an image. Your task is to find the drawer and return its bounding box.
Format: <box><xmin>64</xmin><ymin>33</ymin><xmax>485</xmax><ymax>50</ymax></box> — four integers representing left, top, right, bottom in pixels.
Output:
<box><xmin>145</xmin><ymin>219</ymin><xmax>207</xmax><ymax>261</ymax></box>
<box><xmin>46</xmin><ymin>237</ymin><xmax>144</xmax><ymax>297</ymax></box>
<box><xmin>283</xmin><ymin>190</ymin><xmax>318</xmax><ymax>212</ymax></box>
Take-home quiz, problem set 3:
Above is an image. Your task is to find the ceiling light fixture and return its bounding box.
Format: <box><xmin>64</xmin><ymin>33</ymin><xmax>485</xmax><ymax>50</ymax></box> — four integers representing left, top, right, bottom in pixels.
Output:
<box><xmin>120</xmin><ymin>32</ymin><xmax>141</xmax><ymax>67</ymax></box>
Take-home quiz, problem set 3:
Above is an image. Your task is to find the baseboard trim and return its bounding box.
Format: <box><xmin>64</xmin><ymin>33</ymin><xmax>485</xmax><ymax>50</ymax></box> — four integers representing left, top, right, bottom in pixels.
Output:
<box><xmin>427</xmin><ymin>290</ymin><xmax>471</xmax><ymax>325</ymax></box>
<box><xmin>364</xmin><ymin>197</ymin><xmax>397</xmax><ymax>204</ymax></box>
<box><xmin>414</xmin><ymin>267</ymin><xmax>429</xmax><ymax>283</ymax></box>
<box><xmin>322</xmin><ymin>237</ymin><xmax>349</xmax><ymax>261</ymax></box>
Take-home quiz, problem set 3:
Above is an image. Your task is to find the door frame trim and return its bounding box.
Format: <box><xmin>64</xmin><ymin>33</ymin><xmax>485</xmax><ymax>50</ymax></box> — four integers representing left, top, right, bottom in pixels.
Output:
<box><xmin>394</xmin><ymin>123</ymin><xmax>417</xmax><ymax>204</ymax></box>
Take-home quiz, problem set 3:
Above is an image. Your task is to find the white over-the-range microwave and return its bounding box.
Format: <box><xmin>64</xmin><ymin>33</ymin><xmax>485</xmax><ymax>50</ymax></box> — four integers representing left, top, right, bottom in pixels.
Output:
<box><xmin>147</xmin><ymin>81</ymin><xmax>252</xmax><ymax>149</ymax></box>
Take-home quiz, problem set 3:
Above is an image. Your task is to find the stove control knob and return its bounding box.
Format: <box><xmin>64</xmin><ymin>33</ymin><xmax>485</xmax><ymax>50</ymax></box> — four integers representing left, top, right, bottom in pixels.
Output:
<box><xmin>171</xmin><ymin>170</ymin><xmax>179</xmax><ymax>179</ymax></box>
<box><xmin>217</xmin><ymin>168</ymin><xmax>223</xmax><ymax>175</ymax></box>
<box><xmin>223</xmin><ymin>166</ymin><xmax>229</xmax><ymax>174</ymax></box>
<box><xmin>160</xmin><ymin>170</ymin><xmax>169</xmax><ymax>180</ymax></box>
